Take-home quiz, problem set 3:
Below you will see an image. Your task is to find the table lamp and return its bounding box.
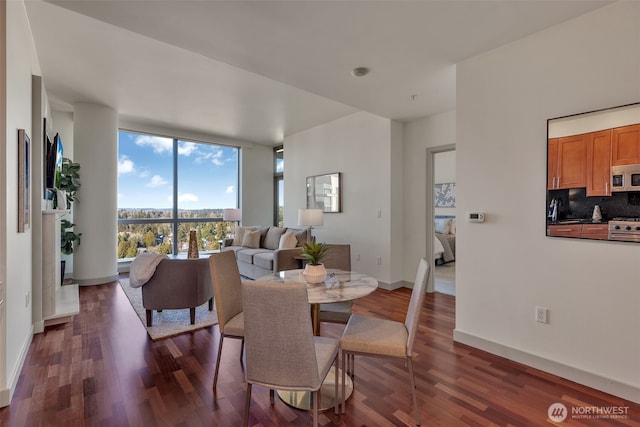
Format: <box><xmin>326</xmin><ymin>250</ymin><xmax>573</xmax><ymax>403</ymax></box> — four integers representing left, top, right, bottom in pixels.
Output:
<box><xmin>298</xmin><ymin>208</ymin><xmax>323</xmax><ymax>242</ymax></box>
<box><xmin>223</xmin><ymin>208</ymin><xmax>242</xmax><ymax>239</ymax></box>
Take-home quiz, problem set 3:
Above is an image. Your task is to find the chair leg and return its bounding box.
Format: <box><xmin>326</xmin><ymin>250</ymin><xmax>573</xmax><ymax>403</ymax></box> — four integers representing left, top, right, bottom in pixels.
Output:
<box><xmin>209</xmin><ymin>297</ymin><xmax>213</xmax><ymax>311</ymax></box>
<box><xmin>243</xmin><ymin>383</ymin><xmax>252</xmax><ymax>427</ymax></box>
<box><xmin>312</xmin><ymin>390</ymin><xmax>318</xmax><ymax>427</ymax></box>
<box><xmin>270</xmin><ymin>389</ymin><xmax>275</xmax><ymax>406</ymax></box>
<box><xmin>190</xmin><ymin>307</ymin><xmax>196</xmax><ymax>325</ymax></box>
<box><xmin>240</xmin><ymin>338</ymin><xmax>245</xmax><ymax>361</ymax></box>
<box><xmin>146</xmin><ymin>310</ymin><xmax>152</xmax><ymax>327</ymax></box>
<box><xmin>213</xmin><ymin>335</ymin><xmax>224</xmax><ymax>391</ymax></box>
<box><xmin>407</xmin><ymin>357</ymin><xmax>421</xmax><ymax>426</ymax></box>
<box><xmin>334</xmin><ymin>352</ymin><xmax>339</xmax><ymax>415</ymax></box>
<box><xmin>341</xmin><ymin>350</ymin><xmax>346</xmax><ymax>414</ymax></box>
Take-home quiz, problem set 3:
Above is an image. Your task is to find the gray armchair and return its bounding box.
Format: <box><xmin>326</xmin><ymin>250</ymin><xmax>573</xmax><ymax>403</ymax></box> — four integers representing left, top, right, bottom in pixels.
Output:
<box><xmin>141</xmin><ymin>258</ymin><xmax>214</xmax><ymax>327</ymax></box>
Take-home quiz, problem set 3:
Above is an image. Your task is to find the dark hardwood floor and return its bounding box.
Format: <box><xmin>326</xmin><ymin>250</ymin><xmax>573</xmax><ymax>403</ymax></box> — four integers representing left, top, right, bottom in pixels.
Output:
<box><xmin>1</xmin><ymin>279</ymin><xmax>639</xmax><ymax>426</ymax></box>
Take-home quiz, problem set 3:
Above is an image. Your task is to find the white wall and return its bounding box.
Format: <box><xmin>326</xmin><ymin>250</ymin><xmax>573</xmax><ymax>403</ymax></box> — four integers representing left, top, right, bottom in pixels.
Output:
<box><xmin>455</xmin><ymin>1</ymin><xmax>640</xmax><ymax>402</ymax></box>
<box><xmin>402</xmin><ymin>111</ymin><xmax>456</xmax><ymax>282</ymax></box>
<box><xmin>4</xmin><ymin>0</ymin><xmax>41</xmax><ymax>405</ymax></box>
<box><xmin>284</xmin><ymin>112</ymin><xmax>402</xmax><ymax>286</ymax></box>
<box><xmin>241</xmin><ymin>144</ymin><xmax>274</xmax><ymax>227</ymax></box>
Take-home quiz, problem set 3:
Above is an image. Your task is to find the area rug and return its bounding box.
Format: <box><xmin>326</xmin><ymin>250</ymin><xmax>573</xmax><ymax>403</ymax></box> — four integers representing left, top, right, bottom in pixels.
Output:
<box><xmin>119</xmin><ymin>279</ymin><xmax>218</xmax><ymax>340</ymax></box>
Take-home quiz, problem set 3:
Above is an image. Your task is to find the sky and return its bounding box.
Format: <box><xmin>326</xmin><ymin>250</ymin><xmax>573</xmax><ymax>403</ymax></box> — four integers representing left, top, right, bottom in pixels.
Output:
<box><xmin>117</xmin><ymin>130</ymin><xmax>238</xmax><ymax>210</ymax></box>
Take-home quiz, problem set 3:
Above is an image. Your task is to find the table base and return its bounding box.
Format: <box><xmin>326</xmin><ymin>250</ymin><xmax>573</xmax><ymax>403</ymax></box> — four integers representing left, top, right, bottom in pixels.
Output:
<box><xmin>277</xmin><ymin>367</ymin><xmax>352</xmax><ymax>412</ymax></box>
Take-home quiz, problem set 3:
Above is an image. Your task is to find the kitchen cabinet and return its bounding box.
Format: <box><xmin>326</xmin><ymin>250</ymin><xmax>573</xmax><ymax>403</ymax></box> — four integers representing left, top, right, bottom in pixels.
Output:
<box><xmin>581</xmin><ymin>223</ymin><xmax>608</xmax><ymax>240</ymax></box>
<box><xmin>611</xmin><ymin>124</ymin><xmax>640</xmax><ymax>166</ymax></box>
<box><xmin>548</xmin><ymin>134</ymin><xmax>587</xmax><ymax>189</ymax></box>
<box><xmin>547</xmin><ymin>224</ymin><xmax>582</xmax><ymax>238</ymax></box>
<box><xmin>586</xmin><ymin>129</ymin><xmax>612</xmax><ymax>196</ymax></box>
<box><xmin>547</xmin><ymin>138</ymin><xmax>559</xmax><ymax>190</ymax></box>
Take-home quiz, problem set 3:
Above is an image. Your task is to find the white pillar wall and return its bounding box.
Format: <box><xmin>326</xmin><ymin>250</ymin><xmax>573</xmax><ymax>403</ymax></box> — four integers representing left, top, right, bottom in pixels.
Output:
<box><xmin>72</xmin><ymin>103</ymin><xmax>119</xmax><ymax>285</ymax></box>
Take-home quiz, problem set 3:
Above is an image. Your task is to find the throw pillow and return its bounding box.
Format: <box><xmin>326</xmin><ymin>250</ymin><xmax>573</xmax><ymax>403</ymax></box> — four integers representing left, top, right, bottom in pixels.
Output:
<box><xmin>263</xmin><ymin>226</ymin><xmax>285</xmax><ymax>250</ymax></box>
<box><xmin>278</xmin><ymin>231</ymin><xmax>298</xmax><ymax>249</ymax></box>
<box><xmin>233</xmin><ymin>226</ymin><xmax>257</xmax><ymax>246</ymax></box>
<box><xmin>242</xmin><ymin>229</ymin><xmax>261</xmax><ymax>249</ymax></box>
<box><xmin>434</xmin><ymin>218</ymin><xmax>451</xmax><ymax>234</ymax></box>
<box><xmin>294</xmin><ymin>229</ymin><xmax>308</xmax><ymax>247</ymax></box>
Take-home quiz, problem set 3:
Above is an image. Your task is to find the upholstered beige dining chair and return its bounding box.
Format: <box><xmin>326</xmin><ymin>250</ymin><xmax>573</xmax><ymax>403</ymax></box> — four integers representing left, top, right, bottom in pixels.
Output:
<box><xmin>209</xmin><ymin>250</ymin><xmax>246</xmax><ymax>391</ymax></box>
<box><xmin>340</xmin><ymin>257</ymin><xmax>430</xmax><ymax>426</ymax></box>
<box><xmin>242</xmin><ymin>281</ymin><xmax>340</xmax><ymax>427</ymax></box>
<box><xmin>317</xmin><ymin>244</ymin><xmax>352</xmax><ymax>324</ymax></box>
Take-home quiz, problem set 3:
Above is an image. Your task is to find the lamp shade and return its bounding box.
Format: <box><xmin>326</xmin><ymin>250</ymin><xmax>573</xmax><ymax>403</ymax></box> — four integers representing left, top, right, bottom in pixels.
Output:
<box><xmin>298</xmin><ymin>209</ymin><xmax>323</xmax><ymax>227</ymax></box>
<box><xmin>223</xmin><ymin>208</ymin><xmax>242</xmax><ymax>221</ymax></box>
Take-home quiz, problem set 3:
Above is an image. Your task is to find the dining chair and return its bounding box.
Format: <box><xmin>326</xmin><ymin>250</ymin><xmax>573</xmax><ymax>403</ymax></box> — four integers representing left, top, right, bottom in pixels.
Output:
<box><xmin>209</xmin><ymin>250</ymin><xmax>246</xmax><ymax>392</ymax></box>
<box><xmin>242</xmin><ymin>280</ymin><xmax>340</xmax><ymax>427</ymax></box>
<box><xmin>340</xmin><ymin>257</ymin><xmax>430</xmax><ymax>426</ymax></box>
<box><xmin>318</xmin><ymin>244</ymin><xmax>353</xmax><ymax>324</ymax></box>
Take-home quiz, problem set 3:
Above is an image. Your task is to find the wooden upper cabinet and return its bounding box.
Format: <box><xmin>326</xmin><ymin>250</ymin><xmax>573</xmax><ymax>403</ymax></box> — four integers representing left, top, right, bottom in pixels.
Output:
<box><xmin>547</xmin><ymin>138</ymin><xmax>559</xmax><ymax>190</ymax></box>
<box><xmin>586</xmin><ymin>129</ymin><xmax>612</xmax><ymax>196</ymax></box>
<box><xmin>612</xmin><ymin>124</ymin><xmax>640</xmax><ymax>165</ymax></box>
<box><xmin>548</xmin><ymin>134</ymin><xmax>587</xmax><ymax>189</ymax></box>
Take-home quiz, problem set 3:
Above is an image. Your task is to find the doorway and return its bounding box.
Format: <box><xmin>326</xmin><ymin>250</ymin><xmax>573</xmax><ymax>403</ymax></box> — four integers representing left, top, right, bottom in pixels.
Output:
<box><xmin>427</xmin><ymin>145</ymin><xmax>456</xmax><ymax>295</ymax></box>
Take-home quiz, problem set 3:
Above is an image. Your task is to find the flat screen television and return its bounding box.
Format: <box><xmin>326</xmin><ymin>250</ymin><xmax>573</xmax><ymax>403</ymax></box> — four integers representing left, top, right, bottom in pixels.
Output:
<box><xmin>45</xmin><ymin>133</ymin><xmax>63</xmax><ymax>190</ymax></box>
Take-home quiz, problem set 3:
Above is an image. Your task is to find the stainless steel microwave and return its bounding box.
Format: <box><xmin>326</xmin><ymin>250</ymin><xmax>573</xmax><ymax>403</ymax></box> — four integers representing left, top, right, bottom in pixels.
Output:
<box><xmin>611</xmin><ymin>164</ymin><xmax>640</xmax><ymax>192</ymax></box>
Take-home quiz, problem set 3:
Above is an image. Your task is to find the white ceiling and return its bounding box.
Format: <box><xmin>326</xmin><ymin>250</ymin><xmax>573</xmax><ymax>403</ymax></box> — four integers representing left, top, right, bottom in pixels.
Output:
<box><xmin>25</xmin><ymin>0</ymin><xmax>611</xmax><ymax>146</ymax></box>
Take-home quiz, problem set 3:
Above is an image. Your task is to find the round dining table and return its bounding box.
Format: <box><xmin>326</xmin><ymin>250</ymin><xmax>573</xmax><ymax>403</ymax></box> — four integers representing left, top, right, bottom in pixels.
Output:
<box><xmin>256</xmin><ymin>268</ymin><xmax>378</xmax><ymax>411</ymax></box>
<box><xmin>257</xmin><ymin>268</ymin><xmax>378</xmax><ymax>335</ymax></box>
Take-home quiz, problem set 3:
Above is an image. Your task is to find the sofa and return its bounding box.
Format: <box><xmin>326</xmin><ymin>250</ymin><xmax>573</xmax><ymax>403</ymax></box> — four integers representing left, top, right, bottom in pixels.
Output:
<box><xmin>141</xmin><ymin>257</ymin><xmax>214</xmax><ymax>326</ymax></box>
<box><xmin>221</xmin><ymin>225</ymin><xmax>309</xmax><ymax>279</ymax></box>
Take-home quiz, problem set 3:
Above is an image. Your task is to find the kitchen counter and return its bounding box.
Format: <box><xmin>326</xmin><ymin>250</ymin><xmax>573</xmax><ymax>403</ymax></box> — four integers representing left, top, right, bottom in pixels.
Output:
<box><xmin>547</xmin><ymin>219</ymin><xmax>608</xmax><ymax>225</ymax></box>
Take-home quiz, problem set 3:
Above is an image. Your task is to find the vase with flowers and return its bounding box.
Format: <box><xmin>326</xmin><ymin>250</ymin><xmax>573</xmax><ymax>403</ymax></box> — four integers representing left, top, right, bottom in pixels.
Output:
<box><xmin>301</xmin><ymin>241</ymin><xmax>330</xmax><ymax>284</ymax></box>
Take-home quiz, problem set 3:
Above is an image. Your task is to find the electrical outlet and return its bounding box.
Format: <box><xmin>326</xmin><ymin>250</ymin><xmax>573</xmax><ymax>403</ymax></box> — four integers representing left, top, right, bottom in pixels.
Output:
<box><xmin>535</xmin><ymin>306</ymin><xmax>548</xmax><ymax>324</ymax></box>
<box><xmin>376</xmin><ymin>256</ymin><xmax>382</xmax><ymax>265</ymax></box>
<box><xmin>376</xmin><ymin>210</ymin><xmax>382</xmax><ymax>219</ymax></box>
<box><xmin>355</xmin><ymin>253</ymin><xmax>360</xmax><ymax>261</ymax></box>
<box><xmin>25</xmin><ymin>290</ymin><xmax>30</xmax><ymax>308</ymax></box>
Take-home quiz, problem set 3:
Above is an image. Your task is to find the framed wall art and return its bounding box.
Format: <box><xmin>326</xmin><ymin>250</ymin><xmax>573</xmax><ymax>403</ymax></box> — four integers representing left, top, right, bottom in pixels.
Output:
<box><xmin>306</xmin><ymin>172</ymin><xmax>342</xmax><ymax>213</ymax></box>
<box><xmin>18</xmin><ymin>129</ymin><xmax>31</xmax><ymax>232</ymax></box>
<box><xmin>434</xmin><ymin>182</ymin><xmax>456</xmax><ymax>207</ymax></box>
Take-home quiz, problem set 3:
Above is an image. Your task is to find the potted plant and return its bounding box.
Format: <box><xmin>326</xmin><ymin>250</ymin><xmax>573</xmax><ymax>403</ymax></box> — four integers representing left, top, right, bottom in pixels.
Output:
<box><xmin>57</xmin><ymin>157</ymin><xmax>81</xmax><ymax>283</ymax></box>
<box><xmin>301</xmin><ymin>241</ymin><xmax>330</xmax><ymax>284</ymax></box>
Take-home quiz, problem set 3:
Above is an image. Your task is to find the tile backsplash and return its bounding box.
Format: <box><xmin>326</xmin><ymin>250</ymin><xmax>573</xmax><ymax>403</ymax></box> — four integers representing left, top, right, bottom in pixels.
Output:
<box><xmin>547</xmin><ymin>188</ymin><xmax>640</xmax><ymax>220</ymax></box>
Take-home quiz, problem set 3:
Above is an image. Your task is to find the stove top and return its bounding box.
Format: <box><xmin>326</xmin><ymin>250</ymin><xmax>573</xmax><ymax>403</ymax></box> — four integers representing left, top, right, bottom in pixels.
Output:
<box><xmin>611</xmin><ymin>217</ymin><xmax>640</xmax><ymax>222</ymax></box>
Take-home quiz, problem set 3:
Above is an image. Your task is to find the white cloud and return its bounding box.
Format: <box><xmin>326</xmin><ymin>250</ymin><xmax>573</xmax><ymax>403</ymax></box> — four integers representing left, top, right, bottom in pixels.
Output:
<box><xmin>146</xmin><ymin>175</ymin><xmax>167</xmax><ymax>188</ymax></box>
<box><xmin>118</xmin><ymin>156</ymin><xmax>135</xmax><ymax>175</ymax></box>
<box><xmin>135</xmin><ymin>135</ymin><xmax>173</xmax><ymax>153</ymax></box>
<box><xmin>201</xmin><ymin>149</ymin><xmax>225</xmax><ymax>166</ymax></box>
<box><xmin>226</xmin><ymin>185</ymin><xmax>234</xmax><ymax>194</ymax></box>
<box><xmin>178</xmin><ymin>193</ymin><xmax>199</xmax><ymax>203</ymax></box>
<box><xmin>178</xmin><ymin>141</ymin><xmax>197</xmax><ymax>156</ymax></box>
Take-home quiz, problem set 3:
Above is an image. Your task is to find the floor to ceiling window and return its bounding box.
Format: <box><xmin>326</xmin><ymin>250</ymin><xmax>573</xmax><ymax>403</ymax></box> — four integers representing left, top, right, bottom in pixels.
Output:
<box><xmin>117</xmin><ymin>130</ymin><xmax>239</xmax><ymax>260</ymax></box>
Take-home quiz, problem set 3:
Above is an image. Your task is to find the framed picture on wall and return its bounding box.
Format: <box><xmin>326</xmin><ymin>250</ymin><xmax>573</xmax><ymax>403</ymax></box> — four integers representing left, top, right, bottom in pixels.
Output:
<box><xmin>18</xmin><ymin>129</ymin><xmax>31</xmax><ymax>232</ymax></box>
<box><xmin>306</xmin><ymin>172</ymin><xmax>342</xmax><ymax>213</ymax></box>
<box><xmin>434</xmin><ymin>182</ymin><xmax>455</xmax><ymax>207</ymax></box>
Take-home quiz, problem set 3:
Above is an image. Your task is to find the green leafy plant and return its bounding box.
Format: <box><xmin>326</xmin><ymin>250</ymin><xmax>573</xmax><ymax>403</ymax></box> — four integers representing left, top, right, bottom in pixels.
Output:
<box><xmin>301</xmin><ymin>241</ymin><xmax>329</xmax><ymax>266</ymax></box>
<box><xmin>57</xmin><ymin>157</ymin><xmax>81</xmax><ymax>208</ymax></box>
<box><xmin>58</xmin><ymin>157</ymin><xmax>82</xmax><ymax>254</ymax></box>
<box><xmin>61</xmin><ymin>219</ymin><xmax>82</xmax><ymax>255</ymax></box>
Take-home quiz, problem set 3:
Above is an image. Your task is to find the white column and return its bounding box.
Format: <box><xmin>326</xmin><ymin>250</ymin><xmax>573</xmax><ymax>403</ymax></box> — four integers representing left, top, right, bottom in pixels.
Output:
<box><xmin>72</xmin><ymin>103</ymin><xmax>118</xmax><ymax>285</ymax></box>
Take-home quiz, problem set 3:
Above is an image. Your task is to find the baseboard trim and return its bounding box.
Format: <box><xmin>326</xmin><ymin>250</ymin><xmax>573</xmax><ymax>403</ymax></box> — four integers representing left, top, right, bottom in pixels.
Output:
<box><xmin>453</xmin><ymin>329</ymin><xmax>640</xmax><ymax>404</ymax></box>
<box><xmin>378</xmin><ymin>280</ymin><xmax>405</xmax><ymax>291</ymax></box>
<box><xmin>75</xmin><ymin>274</ymin><xmax>120</xmax><ymax>286</ymax></box>
<box><xmin>2</xmin><ymin>324</ymin><xmax>34</xmax><ymax>407</ymax></box>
